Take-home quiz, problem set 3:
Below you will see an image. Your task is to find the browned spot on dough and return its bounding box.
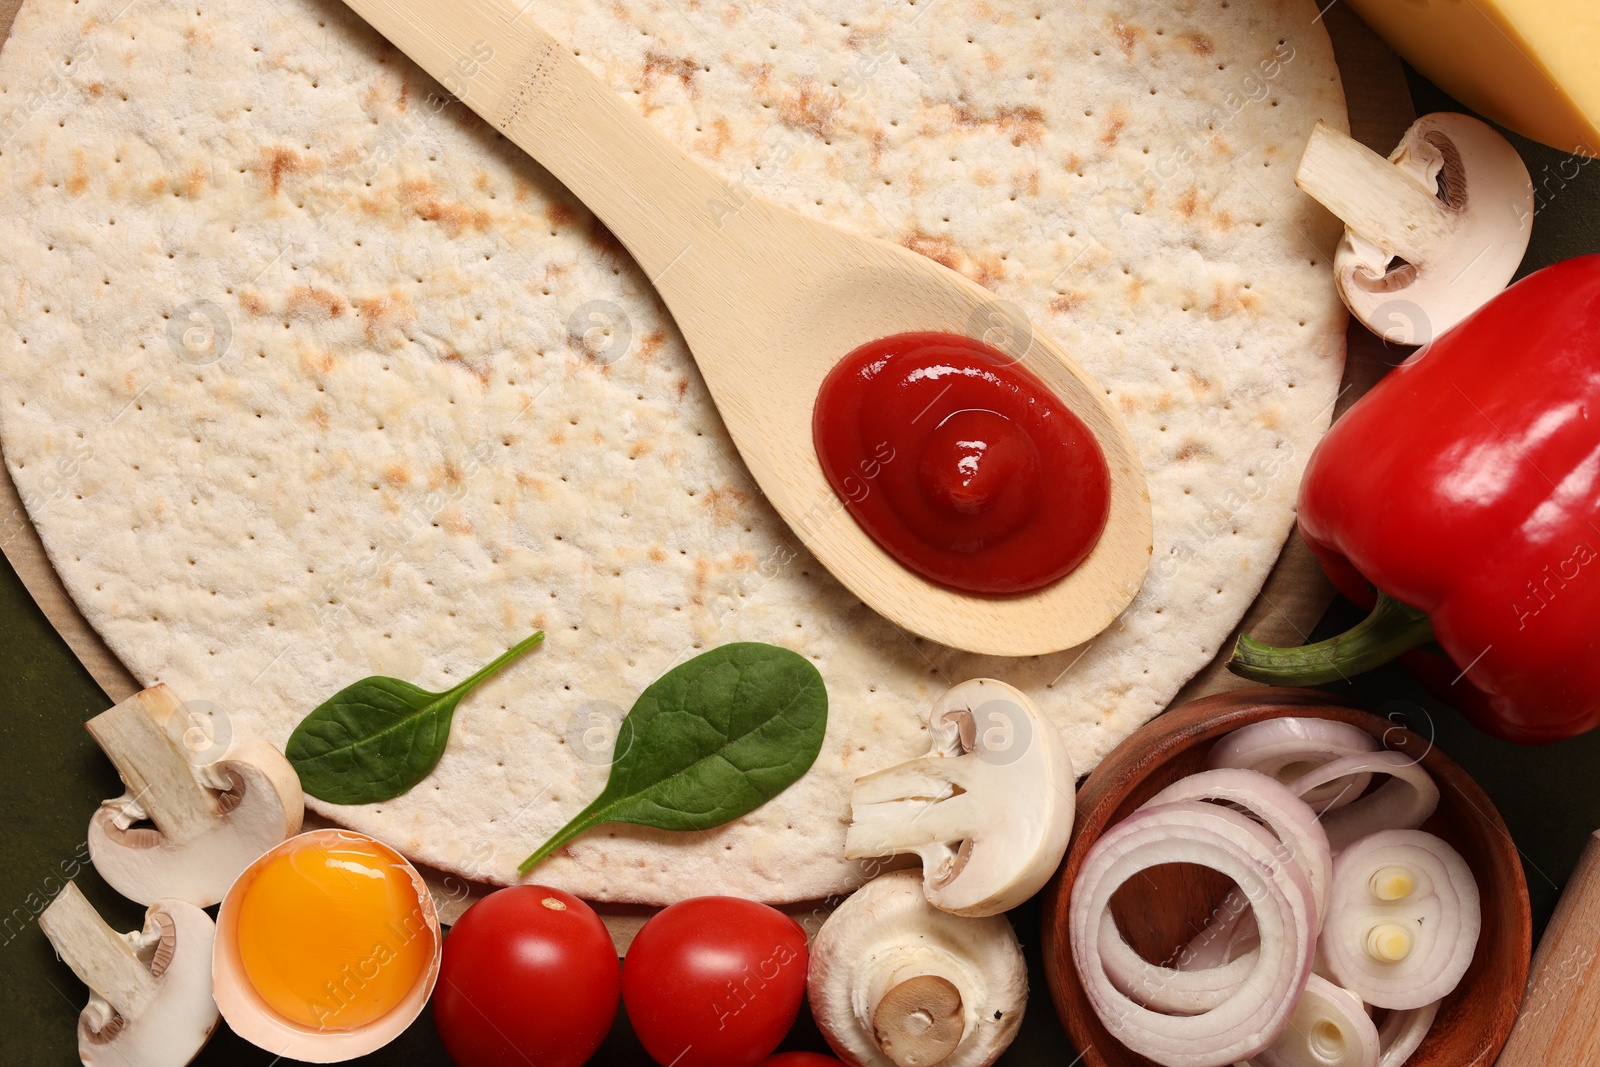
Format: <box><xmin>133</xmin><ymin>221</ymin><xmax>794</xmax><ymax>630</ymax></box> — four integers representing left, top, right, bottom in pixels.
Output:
<box><xmin>66</xmin><ymin>152</ymin><xmax>88</xmax><ymax>195</ymax></box>
<box><xmin>309</xmin><ymin>406</ymin><xmax>329</xmax><ymax>431</ymax></box>
<box><xmin>240</xmin><ymin>290</ymin><xmax>269</xmax><ymax>316</ymax></box>
<box><xmin>971</xmin><ymin>254</ymin><xmax>1006</xmax><ymax>290</ymax></box>
<box><xmin>778</xmin><ymin>81</ymin><xmax>837</xmax><ymax>140</ymax></box>
<box><xmin>1119</xmin><ymin>394</ymin><xmax>1136</xmax><ymax>416</ymax></box>
<box><xmin>547</xmin><ymin>202</ymin><xmax>577</xmax><ymax>228</ymax></box>
<box><xmin>183</xmin><ymin>165</ymin><xmax>206</xmax><ymax>196</ymax></box>
<box><xmin>643</xmin><ymin>50</ymin><xmax>701</xmax><ymax>95</ymax></box>
<box><xmin>637</xmin><ymin>329</ymin><xmax>667</xmax><ymax>364</ymax></box>
<box><xmin>901</xmin><ymin>230</ymin><xmax>963</xmax><ymax>272</ymax></box>
<box><xmin>675</xmin><ymin>379</ymin><xmax>689</xmax><ymax>401</ymax></box>
<box><xmin>353</xmin><ymin>293</ymin><xmax>416</xmax><ymax>346</ymax></box>
<box><xmin>300</xmin><ymin>348</ymin><xmax>335</xmax><ymax>376</ymax></box>
<box><xmin>630</xmin><ymin>440</ymin><xmax>653</xmax><ymax>460</ymax></box>
<box><xmin>1183</xmin><ymin>33</ymin><xmax>1215</xmax><ymax>56</ymax></box>
<box><xmin>704</xmin><ymin>116</ymin><xmax>733</xmax><ymax>157</ymax></box>
<box><xmin>441</xmin><ymin>512</ymin><xmax>473</xmax><ymax>536</ymax></box>
<box><xmin>397</xmin><ymin>77</ymin><xmax>410</xmax><ymax>113</ymax></box>
<box><xmin>1187</xmin><ymin>371</ymin><xmax>1213</xmax><ymax>399</ymax></box>
<box><xmin>1155</xmin><ymin>391</ymin><xmax>1175</xmax><ymax>413</ymax></box>
<box><xmin>1099</xmin><ymin>111</ymin><xmax>1127</xmax><ymax>147</ymax></box>
<box><xmin>399</xmin><ymin>178</ymin><xmax>490</xmax><ymax>237</ymax></box>
<box><xmin>548</xmin><ymin>430</ymin><xmax>566</xmax><ymax>446</ymax></box>
<box><xmin>692</xmin><ymin>558</ymin><xmax>710</xmax><ymax>605</ymax></box>
<box><xmin>1214</xmin><ymin>210</ymin><xmax>1234</xmax><ymax>232</ymax></box>
<box><xmin>87</xmin><ymin>82</ymin><xmax>104</xmax><ymax>98</ymax></box>
<box><xmin>444</xmin><ymin>349</ymin><xmax>492</xmax><ymax>385</ymax></box>
<box><xmin>1178</xmin><ymin>187</ymin><xmax>1200</xmax><ymax>219</ymax></box>
<box><xmin>1175</xmin><ymin>441</ymin><xmax>1210</xmax><ymax>461</ymax></box>
<box><xmin>1207</xmin><ymin>281</ymin><xmax>1261</xmax><ymax>318</ymax></box>
<box><xmin>383</xmin><ymin>464</ymin><xmax>410</xmax><ymax>487</ymax></box>
<box><xmin>259</xmin><ymin>146</ymin><xmax>302</xmax><ymax>198</ymax></box>
<box><xmin>954</xmin><ymin>104</ymin><xmax>1045</xmax><ymax>147</ymax></box>
<box><xmin>703</xmin><ymin>485</ymin><xmax>750</xmax><ymax>524</ymax></box>
<box><xmin>649</xmin><ymin>546</ymin><xmax>667</xmax><ymax>563</ymax></box>
<box><xmin>286</xmin><ymin>286</ymin><xmax>345</xmax><ymax>320</ymax></box>
<box><xmin>1051</xmin><ymin>291</ymin><xmax>1085</xmax><ymax>314</ymax></box>
<box><xmin>586</xmin><ymin>217</ymin><xmax>627</xmax><ymax>260</ymax></box>
<box><xmin>1111</xmin><ymin>20</ymin><xmax>1143</xmax><ymax>57</ymax></box>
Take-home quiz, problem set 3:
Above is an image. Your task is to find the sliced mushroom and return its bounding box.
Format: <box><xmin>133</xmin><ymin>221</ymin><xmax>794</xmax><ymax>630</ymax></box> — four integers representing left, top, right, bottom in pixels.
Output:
<box><xmin>86</xmin><ymin>685</ymin><xmax>303</xmax><ymax>907</ymax></box>
<box><xmin>1295</xmin><ymin>112</ymin><xmax>1533</xmax><ymax>345</ymax></box>
<box><xmin>809</xmin><ymin>869</ymin><xmax>1027</xmax><ymax>1067</ymax></box>
<box><xmin>845</xmin><ymin>678</ymin><xmax>1074</xmax><ymax>916</ymax></box>
<box><xmin>38</xmin><ymin>881</ymin><xmax>218</xmax><ymax>1067</ymax></box>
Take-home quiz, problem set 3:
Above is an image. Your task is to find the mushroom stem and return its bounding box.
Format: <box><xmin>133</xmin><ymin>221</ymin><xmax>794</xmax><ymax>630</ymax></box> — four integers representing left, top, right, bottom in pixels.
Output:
<box><xmin>873</xmin><ymin>974</ymin><xmax>966</xmax><ymax>1067</ymax></box>
<box><xmin>1296</xmin><ymin>121</ymin><xmax>1452</xmax><ymax>264</ymax></box>
<box><xmin>38</xmin><ymin>883</ymin><xmax>159</xmax><ymax>1027</ymax></box>
<box><xmin>86</xmin><ymin>688</ymin><xmax>217</xmax><ymax>843</ymax></box>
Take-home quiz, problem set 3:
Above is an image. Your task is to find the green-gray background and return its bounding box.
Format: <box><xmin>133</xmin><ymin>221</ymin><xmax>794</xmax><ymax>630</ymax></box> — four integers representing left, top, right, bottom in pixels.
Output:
<box><xmin>3</xmin><ymin>64</ymin><xmax>1598</xmax><ymax>1066</ymax></box>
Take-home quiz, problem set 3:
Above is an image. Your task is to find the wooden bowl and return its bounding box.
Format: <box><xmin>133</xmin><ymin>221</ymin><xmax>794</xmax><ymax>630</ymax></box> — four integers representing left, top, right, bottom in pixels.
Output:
<box><xmin>1040</xmin><ymin>688</ymin><xmax>1531</xmax><ymax>1067</ymax></box>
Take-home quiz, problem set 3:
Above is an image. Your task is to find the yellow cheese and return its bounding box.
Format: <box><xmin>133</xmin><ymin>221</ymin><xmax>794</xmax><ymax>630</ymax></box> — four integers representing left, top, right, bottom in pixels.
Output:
<box><xmin>1345</xmin><ymin>0</ymin><xmax>1599</xmax><ymax>156</ymax></box>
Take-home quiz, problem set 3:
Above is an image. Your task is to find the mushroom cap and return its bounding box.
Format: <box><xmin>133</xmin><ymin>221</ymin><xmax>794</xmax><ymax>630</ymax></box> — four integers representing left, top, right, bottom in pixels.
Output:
<box><xmin>90</xmin><ymin>738</ymin><xmax>304</xmax><ymax>907</ymax></box>
<box><xmin>808</xmin><ymin>869</ymin><xmax>1028</xmax><ymax>1067</ymax></box>
<box><xmin>1332</xmin><ymin>112</ymin><xmax>1532</xmax><ymax>346</ymax></box>
<box><xmin>81</xmin><ymin>899</ymin><xmax>219</xmax><ymax>1067</ymax></box>
<box><xmin>847</xmin><ymin>679</ymin><xmax>1074</xmax><ymax>917</ymax></box>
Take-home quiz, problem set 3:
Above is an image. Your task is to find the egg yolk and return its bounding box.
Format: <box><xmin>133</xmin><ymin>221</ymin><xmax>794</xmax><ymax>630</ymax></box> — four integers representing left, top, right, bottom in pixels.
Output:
<box><xmin>235</xmin><ymin>835</ymin><xmax>433</xmax><ymax>1030</ymax></box>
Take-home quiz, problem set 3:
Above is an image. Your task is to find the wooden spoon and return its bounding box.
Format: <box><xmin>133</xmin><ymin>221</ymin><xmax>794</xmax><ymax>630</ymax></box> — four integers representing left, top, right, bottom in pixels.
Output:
<box><xmin>340</xmin><ymin>0</ymin><xmax>1152</xmax><ymax>656</ymax></box>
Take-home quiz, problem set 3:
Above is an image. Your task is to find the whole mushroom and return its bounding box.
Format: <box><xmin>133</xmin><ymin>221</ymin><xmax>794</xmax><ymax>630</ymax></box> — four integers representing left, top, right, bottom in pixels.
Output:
<box><xmin>1295</xmin><ymin>112</ymin><xmax>1533</xmax><ymax>346</ymax></box>
<box><xmin>845</xmin><ymin>678</ymin><xmax>1074</xmax><ymax>916</ymax></box>
<box><xmin>38</xmin><ymin>881</ymin><xmax>219</xmax><ymax>1067</ymax></box>
<box><xmin>86</xmin><ymin>685</ymin><xmax>303</xmax><ymax>907</ymax></box>
<box><xmin>808</xmin><ymin>869</ymin><xmax>1027</xmax><ymax>1067</ymax></box>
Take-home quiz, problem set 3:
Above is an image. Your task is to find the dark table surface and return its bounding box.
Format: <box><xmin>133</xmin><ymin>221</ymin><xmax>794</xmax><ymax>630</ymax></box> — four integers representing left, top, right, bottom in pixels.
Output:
<box><xmin>3</xmin><ymin>58</ymin><xmax>1599</xmax><ymax>1067</ymax></box>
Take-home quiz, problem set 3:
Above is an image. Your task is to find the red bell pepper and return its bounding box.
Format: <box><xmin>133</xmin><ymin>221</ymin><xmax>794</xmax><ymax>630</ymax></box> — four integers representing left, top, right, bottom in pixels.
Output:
<box><xmin>1231</xmin><ymin>256</ymin><xmax>1600</xmax><ymax>743</ymax></box>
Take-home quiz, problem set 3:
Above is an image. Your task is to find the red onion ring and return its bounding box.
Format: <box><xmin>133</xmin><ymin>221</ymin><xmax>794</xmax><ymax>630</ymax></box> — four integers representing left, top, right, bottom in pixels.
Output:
<box><xmin>1287</xmin><ymin>752</ymin><xmax>1439</xmax><ymax>852</ymax></box>
<box><xmin>1320</xmin><ymin>830</ymin><xmax>1479</xmax><ymax>1010</ymax></box>
<box><xmin>1071</xmin><ymin>802</ymin><xmax>1317</xmax><ymax>1066</ymax></box>
<box><xmin>1376</xmin><ymin>1000</ymin><xmax>1438</xmax><ymax>1067</ymax></box>
<box><xmin>1142</xmin><ymin>768</ymin><xmax>1333</xmax><ymax>921</ymax></box>
<box><xmin>1254</xmin><ymin>974</ymin><xmax>1379</xmax><ymax>1067</ymax></box>
<box><xmin>1208</xmin><ymin>718</ymin><xmax>1379</xmax><ymax>812</ymax></box>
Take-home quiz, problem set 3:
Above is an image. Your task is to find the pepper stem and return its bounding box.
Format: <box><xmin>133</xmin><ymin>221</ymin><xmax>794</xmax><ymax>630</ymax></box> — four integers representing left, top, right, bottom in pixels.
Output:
<box><xmin>1228</xmin><ymin>591</ymin><xmax>1434</xmax><ymax>685</ymax></box>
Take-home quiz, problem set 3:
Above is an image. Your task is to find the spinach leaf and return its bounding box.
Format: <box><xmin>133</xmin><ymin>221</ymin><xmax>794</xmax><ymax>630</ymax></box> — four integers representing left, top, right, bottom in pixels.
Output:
<box><xmin>519</xmin><ymin>642</ymin><xmax>827</xmax><ymax>874</ymax></box>
<box><xmin>288</xmin><ymin>631</ymin><xmax>545</xmax><ymax>805</ymax></box>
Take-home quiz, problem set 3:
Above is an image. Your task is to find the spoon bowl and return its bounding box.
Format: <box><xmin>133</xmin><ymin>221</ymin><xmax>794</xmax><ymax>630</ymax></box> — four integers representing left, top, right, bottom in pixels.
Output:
<box><xmin>343</xmin><ymin>0</ymin><xmax>1152</xmax><ymax>655</ymax></box>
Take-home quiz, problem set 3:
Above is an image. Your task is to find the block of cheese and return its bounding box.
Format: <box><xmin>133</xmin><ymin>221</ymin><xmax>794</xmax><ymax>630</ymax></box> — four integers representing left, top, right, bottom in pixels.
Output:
<box><xmin>1347</xmin><ymin>0</ymin><xmax>1598</xmax><ymax>156</ymax></box>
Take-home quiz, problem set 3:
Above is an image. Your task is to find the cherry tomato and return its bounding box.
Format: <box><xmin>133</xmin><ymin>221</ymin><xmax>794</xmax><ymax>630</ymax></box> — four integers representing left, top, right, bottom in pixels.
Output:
<box><xmin>758</xmin><ymin>1055</ymin><xmax>848</xmax><ymax>1066</ymax></box>
<box><xmin>432</xmin><ymin>886</ymin><xmax>620</xmax><ymax>1067</ymax></box>
<box><xmin>623</xmin><ymin>896</ymin><xmax>809</xmax><ymax>1067</ymax></box>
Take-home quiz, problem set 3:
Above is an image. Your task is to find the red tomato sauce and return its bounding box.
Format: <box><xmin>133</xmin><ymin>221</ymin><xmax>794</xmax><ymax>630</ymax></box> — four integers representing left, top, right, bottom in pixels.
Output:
<box><xmin>812</xmin><ymin>331</ymin><xmax>1110</xmax><ymax>595</ymax></box>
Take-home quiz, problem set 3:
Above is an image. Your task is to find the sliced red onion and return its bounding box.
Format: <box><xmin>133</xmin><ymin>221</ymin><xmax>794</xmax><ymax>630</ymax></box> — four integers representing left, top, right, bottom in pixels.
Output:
<box><xmin>1182</xmin><ymin>901</ymin><xmax>1258</xmax><ymax>971</ymax></box>
<box><xmin>1288</xmin><ymin>752</ymin><xmax>1439</xmax><ymax>852</ymax></box>
<box><xmin>1209</xmin><ymin>718</ymin><xmax>1380</xmax><ymax>812</ymax></box>
<box><xmin>1071</xmin><ymin>801</ymin><xmax>1317</xmax><ymax>1066</ymax></box>
<box><xmin>1253</xmin><ymin>974</ymin><xmax>1379</xmax><ymax>1067</ymax></box>
<box><xmin>1376</xmin><ymin>1000</ymin><xmax>1439</xmax><ymax>1067</ymax></box>
<box><xmin>1320</xmin><ymin>830</ymin><xmax>1479</xmax><ymax>1010</ymax></box>
<box><xmin>1142</xmin><ymin>768</ymin><xmax>1334</xmax><ymax>922</ymax></box>
<box><xmin>1098</xmin><ymin>907</ymin><xmax>1260</xmax><ymax>1014</ymax></box>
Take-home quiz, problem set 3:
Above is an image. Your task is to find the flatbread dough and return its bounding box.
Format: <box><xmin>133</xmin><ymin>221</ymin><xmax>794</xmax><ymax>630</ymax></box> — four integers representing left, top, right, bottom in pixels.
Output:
<box><xmin>0</xmin><ymin>0</ymin><xmax>1346</xmax><ymax>902</ymax></box>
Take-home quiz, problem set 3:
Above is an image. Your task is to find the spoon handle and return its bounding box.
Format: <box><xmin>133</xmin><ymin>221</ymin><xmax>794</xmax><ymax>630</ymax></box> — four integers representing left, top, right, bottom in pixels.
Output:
<box><xmin>343</xmin><ymin>0</ymin><xmax>727</xmax><ymax>280</ymax></box>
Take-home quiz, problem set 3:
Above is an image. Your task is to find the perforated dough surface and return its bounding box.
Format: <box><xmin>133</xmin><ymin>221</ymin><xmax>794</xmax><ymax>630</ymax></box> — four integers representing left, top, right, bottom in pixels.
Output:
<box><xmin>0</xmin><ymin>0</ymin><xmax>1346</xmax><ymax>902</ymax></box>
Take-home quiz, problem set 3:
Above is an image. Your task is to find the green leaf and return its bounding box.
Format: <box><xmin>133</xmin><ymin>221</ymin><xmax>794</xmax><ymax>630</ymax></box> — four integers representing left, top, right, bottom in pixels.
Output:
<box><xmin>287</xmin><ymin>631</ymin><xmax>545</xmax><ymax>805</ymax></box>
<box><xmin>519</xmin><ymin>642</ymin><xmax>827</xmax><ymax>874</ymax></box>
